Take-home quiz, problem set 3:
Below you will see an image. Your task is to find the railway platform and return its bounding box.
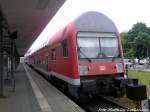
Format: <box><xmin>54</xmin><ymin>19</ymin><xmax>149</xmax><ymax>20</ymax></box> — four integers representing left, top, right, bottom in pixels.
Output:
<box><xmin>0</xmin><ymin>63</ymin><xmax>85</xmax><ymax>112</ymax></box>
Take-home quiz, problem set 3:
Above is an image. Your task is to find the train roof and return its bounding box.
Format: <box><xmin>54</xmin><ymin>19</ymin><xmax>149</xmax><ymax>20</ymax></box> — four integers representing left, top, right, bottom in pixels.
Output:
<box><xmin>75</xmin><ymin>11</ymin><xmax>118</xmax><ymax>33</ymax></box>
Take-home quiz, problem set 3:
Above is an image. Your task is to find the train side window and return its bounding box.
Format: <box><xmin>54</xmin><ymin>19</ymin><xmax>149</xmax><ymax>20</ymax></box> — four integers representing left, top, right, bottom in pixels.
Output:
<box><xmin>62</xmin><ymin>40</ymin><xmax>68</xmax><ymax>57</ymax></box>
<box><xmin>51</xmin><ymin>48</ymin><xmax>56</xmax><ymax>60</ymax></box>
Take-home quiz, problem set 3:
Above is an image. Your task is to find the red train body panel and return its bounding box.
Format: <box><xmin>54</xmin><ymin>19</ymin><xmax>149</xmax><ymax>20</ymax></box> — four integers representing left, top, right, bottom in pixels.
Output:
<box><xmin>27</xmin><ymin>11</ymin><xmax>130</xmax><ymax>98</ymax></box>
<box><xmin>48</xmin><ymin>22</ymin><xmax>79</xmax><ymax>80</ymax></box>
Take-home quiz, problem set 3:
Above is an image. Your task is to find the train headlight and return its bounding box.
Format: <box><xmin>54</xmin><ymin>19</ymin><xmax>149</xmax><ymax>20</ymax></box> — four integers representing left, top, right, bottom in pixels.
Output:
<box><xmin>78</xmin><ymin>65</ymin><xmax>88</xmax><ymax>75</ymax></box>
<box><xmin>116</xmin><ymin>63</ymin><xmax>123</xmax><ymax>73</ymax></box>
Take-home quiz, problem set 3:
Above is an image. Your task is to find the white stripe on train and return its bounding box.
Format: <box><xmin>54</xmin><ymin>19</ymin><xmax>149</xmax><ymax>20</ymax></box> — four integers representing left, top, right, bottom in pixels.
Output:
<box><xmin>33</xmin><ymin>65</ymin><xmax>80</xmax><ymax>86</ymax></box>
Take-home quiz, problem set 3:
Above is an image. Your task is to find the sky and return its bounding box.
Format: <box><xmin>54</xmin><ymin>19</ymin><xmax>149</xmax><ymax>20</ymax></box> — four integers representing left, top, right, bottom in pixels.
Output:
<box><xmin>26</xmin><ymin>0</ymin><xmax>150</xmax><ymax>55</ymax></box>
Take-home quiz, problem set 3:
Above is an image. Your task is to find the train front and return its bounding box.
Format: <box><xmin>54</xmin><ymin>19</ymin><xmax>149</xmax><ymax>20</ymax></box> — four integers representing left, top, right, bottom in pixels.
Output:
<box><xmin>75</xmin><ymin>11</ymin><xmax>126</xmax><ymax>97</ymax></box>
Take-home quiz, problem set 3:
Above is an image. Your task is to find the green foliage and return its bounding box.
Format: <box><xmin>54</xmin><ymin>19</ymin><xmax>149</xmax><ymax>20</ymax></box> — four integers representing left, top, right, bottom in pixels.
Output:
<box><xmin>121</xmin><ymin>22</ymin><xmax>150</xmax><ymax>59</ymax></box>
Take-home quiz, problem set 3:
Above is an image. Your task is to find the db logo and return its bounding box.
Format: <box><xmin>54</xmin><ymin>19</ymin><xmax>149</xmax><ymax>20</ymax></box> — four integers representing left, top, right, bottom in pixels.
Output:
<box><xmin>99</xmin><ymin>66</ymin><xmax>106</xmax><ymax>70</ymax></box>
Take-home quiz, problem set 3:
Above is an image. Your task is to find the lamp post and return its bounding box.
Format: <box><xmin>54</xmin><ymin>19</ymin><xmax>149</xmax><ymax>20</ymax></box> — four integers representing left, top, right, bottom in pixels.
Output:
<box><xmin>146</xmin><ymin>48</ymin><xmax>149</xmax><ymax>68</ymax></box>
<box><xmin>0</xmin><ymin>18</ymin><xmax>4</xmax><ymax>97</ymax></box>
<box><xmin>0</xmin><ymin>4</ymin><xmax>5</xmax><ymax>96</ymax></box>
<box><xmin>10</xmin><ymin>31</ymin><xmax>17</xmax><ymax>92</ymax></box>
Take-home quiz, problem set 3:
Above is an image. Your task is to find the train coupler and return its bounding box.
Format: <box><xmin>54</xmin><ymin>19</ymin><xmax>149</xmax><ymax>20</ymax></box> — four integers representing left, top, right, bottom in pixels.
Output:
<box><xmin>113</xmin><ymin>77</ymin><xmax>139</xmax><ymax>97</ymax></box>
<box><xmin>114</xmin><ymin>77</ymin><xmax>139</xmax><ymax>88</ymax></box>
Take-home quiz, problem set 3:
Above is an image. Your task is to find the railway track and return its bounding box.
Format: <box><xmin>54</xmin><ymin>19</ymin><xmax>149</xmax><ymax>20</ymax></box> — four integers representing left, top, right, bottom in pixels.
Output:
<box><xmin>77</xmin><ymin>96</ymin><xmax>129</xmax><ymax>112</ymax></box>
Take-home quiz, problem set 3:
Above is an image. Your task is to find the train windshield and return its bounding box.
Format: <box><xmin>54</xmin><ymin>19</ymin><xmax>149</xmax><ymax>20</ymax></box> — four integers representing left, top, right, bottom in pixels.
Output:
<box><xmin>77</xmin><ymin>32</ymin><xmax>119</xmax><ymax>59</ymax></box>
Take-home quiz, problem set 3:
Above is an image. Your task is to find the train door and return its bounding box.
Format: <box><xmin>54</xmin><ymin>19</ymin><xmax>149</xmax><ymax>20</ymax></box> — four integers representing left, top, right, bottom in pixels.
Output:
<box><xmin>45</xmin><ymin>53</ymin><xmax>48</xmax><ymax>71</ymax></box>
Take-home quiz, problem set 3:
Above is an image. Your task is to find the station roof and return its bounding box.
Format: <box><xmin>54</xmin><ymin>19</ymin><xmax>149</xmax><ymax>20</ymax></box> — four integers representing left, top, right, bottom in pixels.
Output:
<box><xmin>0</xmin><ymin>0</ymin><xmax>65</xmax><ymax>56</ymax></box>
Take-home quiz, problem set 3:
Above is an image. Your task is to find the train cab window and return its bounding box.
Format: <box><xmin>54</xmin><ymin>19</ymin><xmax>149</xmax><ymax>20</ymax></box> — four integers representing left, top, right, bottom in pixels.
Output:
<box><xmin>77</xmin><ymin>32</ymin><xmax>119</xmax><ymax>58</ymax></box>
<box><xmin>62</xmin><ymin>40</ymin><xmax>68</xmax><ymax>57</ymax></box>
<box><xmin>51</xmin><ymin>49</ymin><xmax>56</xmax><ymax>60</ymax></box>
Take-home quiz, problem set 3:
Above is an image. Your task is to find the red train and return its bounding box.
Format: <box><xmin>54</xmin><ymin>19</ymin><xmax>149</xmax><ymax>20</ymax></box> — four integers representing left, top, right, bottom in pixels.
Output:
<box><xmin>27</xmin><ymin>11</ymin><xmax>133</xmax><ymax>98</ymax></box>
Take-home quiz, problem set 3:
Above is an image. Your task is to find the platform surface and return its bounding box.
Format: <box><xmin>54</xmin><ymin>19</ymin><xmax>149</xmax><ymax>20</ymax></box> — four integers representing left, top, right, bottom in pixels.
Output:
<box><xmin>0</xmin><ymin>63</ymin><xmax>85</xmax><ymax>112</ymax></box>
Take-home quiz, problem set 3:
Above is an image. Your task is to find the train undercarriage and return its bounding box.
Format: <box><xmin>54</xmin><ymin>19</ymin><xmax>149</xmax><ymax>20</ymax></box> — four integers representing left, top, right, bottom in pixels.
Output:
<box><xmin>49</xmin><ymin>72</ymin><xmax>136</xmax><ymax>99</ymax></box>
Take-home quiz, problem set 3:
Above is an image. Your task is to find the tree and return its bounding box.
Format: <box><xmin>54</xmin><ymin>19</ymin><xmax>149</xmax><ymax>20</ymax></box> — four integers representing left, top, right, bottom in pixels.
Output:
<box><xmin>134</xmin><ymin>32</ymin><xmax>150</xmax><ymax>59</ymax></box>
<box><xmin>121</xmin><ymin>22</ymin><xmax>150</xmax><ymax>59</ymax></box>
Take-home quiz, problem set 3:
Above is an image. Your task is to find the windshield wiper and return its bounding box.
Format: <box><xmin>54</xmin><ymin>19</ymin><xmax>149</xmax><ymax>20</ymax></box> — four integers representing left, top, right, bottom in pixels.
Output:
<box><xmin>97</xmin><ymin>52</ymin><xmax>107</xmax><ymax>58</ymax></box>
<box><xmin>78</xmin><ymin>47</ymin><xmax>92</xmax><ymax>62</ymax></box>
